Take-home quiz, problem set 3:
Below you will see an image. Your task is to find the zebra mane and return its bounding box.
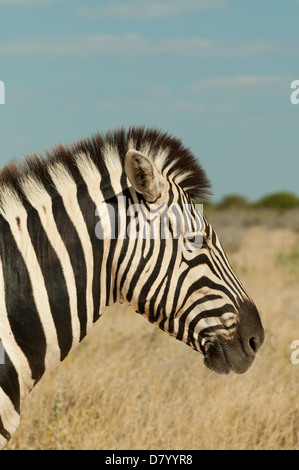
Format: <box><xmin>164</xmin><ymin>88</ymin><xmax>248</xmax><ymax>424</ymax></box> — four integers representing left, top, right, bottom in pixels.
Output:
<box><xmin>0</xmin><ymin>127</ymin><xmax>211</xmax><ymax>214</ymax></box>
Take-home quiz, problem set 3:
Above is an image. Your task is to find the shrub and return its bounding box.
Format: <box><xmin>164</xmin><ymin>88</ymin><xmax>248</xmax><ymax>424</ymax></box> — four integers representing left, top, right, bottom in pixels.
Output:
<box><xmin>255</xmin><ymin>192</ymin><xmax>299</xmax><ymax>209</ymax></box>
<box><xmin>217</xmin><ymin>194</ymin><xmax>250</xmax><ymax>210</ymax></box>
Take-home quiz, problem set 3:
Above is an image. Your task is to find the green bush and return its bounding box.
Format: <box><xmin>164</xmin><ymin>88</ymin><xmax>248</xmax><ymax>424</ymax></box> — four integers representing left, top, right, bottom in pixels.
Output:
<box><xmin>254</xmin><ymin>192</ymin><xmax>299</xmax><ymax>209</ymax></box>
<box><xmin>217</xmin><ymin>194</ymin><xmax>250</xmax><ymax>209</ymax></box>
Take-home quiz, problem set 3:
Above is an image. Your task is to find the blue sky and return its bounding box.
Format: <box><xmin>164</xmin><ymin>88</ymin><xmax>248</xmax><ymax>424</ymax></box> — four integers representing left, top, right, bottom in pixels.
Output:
<box><xmin>0</xmin><ymin>0</ymin><xmax>298</xmax><ymax>202</ymax></box>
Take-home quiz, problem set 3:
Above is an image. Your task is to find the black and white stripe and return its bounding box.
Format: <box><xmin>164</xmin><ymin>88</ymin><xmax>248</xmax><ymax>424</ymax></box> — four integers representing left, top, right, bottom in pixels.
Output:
<box><xmin>0</xmin><ymin>127</ymin><xmax>264</xmax><ymax>448</ymax></box>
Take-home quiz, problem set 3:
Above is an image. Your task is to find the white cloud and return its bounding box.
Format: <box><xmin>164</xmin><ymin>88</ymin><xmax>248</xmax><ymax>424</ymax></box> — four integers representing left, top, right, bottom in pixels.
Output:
<box><xmin>189</xmin><ymin>75</ymin><xmax>292</xmax><ymax>92</ymax></box>
<box><xmin>148</xmin><ymin>86</ymin><xmax>171</xmax><ymax>98</ymax></box>
<box><xmin>94</xmin><ymin>97</ymin><xmax>235</xmax><ymax>116</ymax></box>
<box><xmin>156</xmin><ymin>38</ymin><xmax>273</xmax><ymax>56</ymax></box>
<box><xmin>0</xmin><ymin>34</ymin><xmax>274</xmax><ymax>58</ymax></box>
<box><xmin>173</xmin><ymin>100</ymin><xmax>205</xmax><ymax>113</ymax></box>
<box><xmin>77</xmin><ymin>0</ymin><xmax>228</xmax><ymax>20</ymax></box>
<box><xmin>0</xmin><ymin>0</ymin><xmax>62</xmax><ymax>4</ymax></box>
<box><xmin>0</xmin><ymin>34</ymin><xmax>149</xmax><ymax>56</ymax></box>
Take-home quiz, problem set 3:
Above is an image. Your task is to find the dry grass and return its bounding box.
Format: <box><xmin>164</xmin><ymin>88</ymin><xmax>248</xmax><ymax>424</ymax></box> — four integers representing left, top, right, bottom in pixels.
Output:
<box><xmin>6</xmin><ymin>212</ymin><xmax>299</xmax><ymax>450</ymax></box>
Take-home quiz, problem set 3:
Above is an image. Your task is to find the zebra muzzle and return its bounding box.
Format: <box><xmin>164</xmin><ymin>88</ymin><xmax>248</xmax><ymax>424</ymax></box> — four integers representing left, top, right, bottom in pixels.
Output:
<box><xmin>202</xmin><ymin>300</ymin><xmax>264</xmax><ymax>375</ymax></box>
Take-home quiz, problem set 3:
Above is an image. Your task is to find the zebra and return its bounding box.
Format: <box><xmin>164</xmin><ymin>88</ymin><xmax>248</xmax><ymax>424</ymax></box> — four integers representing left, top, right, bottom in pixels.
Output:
<box><xmin>0</xmin><ymin>127</ymin><xmax>264</xmax><ymax>448</ymax></box>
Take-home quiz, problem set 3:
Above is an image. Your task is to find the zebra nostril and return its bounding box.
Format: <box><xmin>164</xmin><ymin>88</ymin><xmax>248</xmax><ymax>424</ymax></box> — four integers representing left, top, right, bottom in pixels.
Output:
<box><xmin>237</xmin><ymin>300</ymin><xmax>265</xmax><ymax>357</ymax></box>
<box><xmin>248</xmin><ymin>336</ymin><xmax>259</xmax><ymax>354</ymax></box>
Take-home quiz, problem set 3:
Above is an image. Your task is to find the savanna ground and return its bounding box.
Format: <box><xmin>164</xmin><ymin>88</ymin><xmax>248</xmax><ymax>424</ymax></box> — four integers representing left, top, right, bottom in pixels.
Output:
<box><xmin>6</xmin><ymin>208</ymin><xmax>299</xmax><ymax>450</ymax></box>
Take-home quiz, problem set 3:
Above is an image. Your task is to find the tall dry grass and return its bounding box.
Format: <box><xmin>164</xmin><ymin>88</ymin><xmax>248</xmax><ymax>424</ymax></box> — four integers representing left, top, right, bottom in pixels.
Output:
<box><xmin>5</xmin><ymin>212</ymin><xmax>299</xmax><ymax>450</ymax></box>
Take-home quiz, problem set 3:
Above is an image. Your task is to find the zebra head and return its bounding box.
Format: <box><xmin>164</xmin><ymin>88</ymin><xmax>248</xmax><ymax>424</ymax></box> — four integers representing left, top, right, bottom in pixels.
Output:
<box><xmin>123</xmin><ymin>148</ymin><xmax>264</xmax><ymax>375</ymax></box>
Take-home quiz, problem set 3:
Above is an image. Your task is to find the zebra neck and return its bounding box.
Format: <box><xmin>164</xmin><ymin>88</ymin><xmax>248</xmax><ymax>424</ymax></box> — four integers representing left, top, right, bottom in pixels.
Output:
<box><xmin>0</xmin><ymin>168</ymin><xmax>132</xmax><ymax>394</ymax></box>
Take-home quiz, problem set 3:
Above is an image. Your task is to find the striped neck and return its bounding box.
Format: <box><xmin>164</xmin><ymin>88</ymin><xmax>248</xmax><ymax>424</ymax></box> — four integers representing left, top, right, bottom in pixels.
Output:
<box><xmin>0</xmin><ymin>158</ymin><xmax>132</xmax><ymax>393</ymax></box>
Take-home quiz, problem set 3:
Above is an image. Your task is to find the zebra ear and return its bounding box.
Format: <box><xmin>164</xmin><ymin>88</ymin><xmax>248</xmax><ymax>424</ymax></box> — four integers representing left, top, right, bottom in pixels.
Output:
<box><xmin>125</xmin><ymin>149</ymin><xmax>167</xmax><ymax>203</ymax></box>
